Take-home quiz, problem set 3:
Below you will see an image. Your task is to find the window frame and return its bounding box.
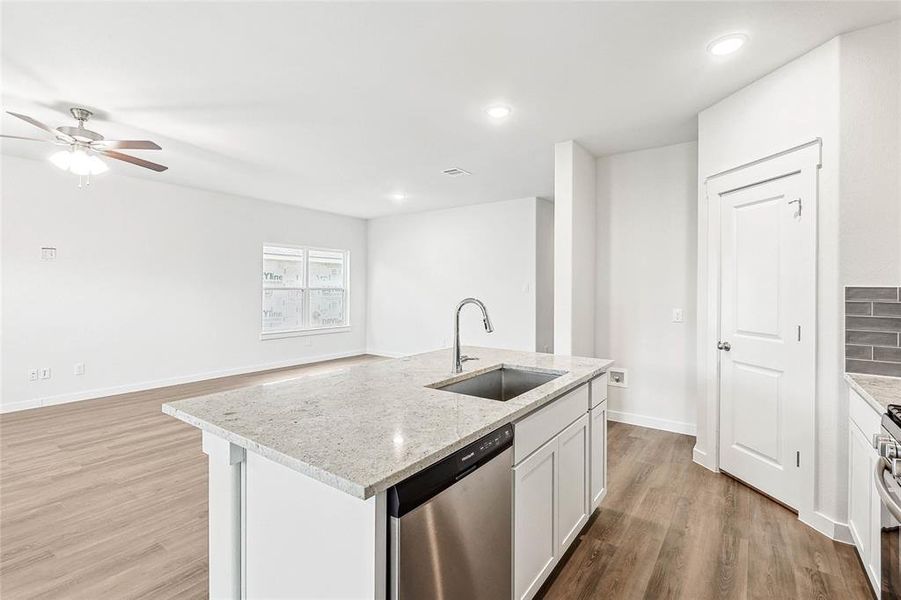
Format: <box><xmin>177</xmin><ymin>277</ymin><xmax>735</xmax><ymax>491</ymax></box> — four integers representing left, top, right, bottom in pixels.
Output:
<box><xmin>260</xmin><ymin>244</ymin><xmax>351</xmax><ymax>340</ymax></box>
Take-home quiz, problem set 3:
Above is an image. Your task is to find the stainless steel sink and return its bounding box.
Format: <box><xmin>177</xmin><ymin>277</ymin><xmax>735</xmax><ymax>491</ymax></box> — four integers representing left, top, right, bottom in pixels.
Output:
<box><xmin>430</xmin><ymin>366</ymin><xmax>563</xmax><ymax>402</ymax></box>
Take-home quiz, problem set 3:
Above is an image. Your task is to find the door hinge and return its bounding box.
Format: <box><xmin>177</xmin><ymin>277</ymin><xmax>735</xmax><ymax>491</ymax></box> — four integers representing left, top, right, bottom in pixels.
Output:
<box><xmin>796</xmin><ymin>451</ymin><xmax>800</xmax><ymax>467</ymax></box>
<box><xmin>789</xmin><ymin>198</ymin><xmax>802</xmax><ymax>217</ymax></box>
<box><xmin>797</xmin><ymin>325</ymin><xmax>801</xmax><ymax>342</ymax></box>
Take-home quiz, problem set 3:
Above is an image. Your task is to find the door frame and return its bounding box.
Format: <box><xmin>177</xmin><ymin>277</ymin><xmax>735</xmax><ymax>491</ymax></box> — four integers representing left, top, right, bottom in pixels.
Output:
<box><xmin>699</xmin><ymin>139</ymin><xmax>821</xmax><ymax>532</ymax></box>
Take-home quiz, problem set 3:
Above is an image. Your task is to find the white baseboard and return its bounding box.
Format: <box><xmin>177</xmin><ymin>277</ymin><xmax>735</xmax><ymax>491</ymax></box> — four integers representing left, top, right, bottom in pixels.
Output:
<box><xmin>800</xmin><ymin>510</ymin><xmax>854</xmax><ymax>544</ymax></box>
<box><xmin>608</xmin><ymin>409</ymin><xmax>697</xmax><ymax>436</ymax></box>
<box><xmin>692</xmin><ymin>445</ymin><xmax>718</xmax><ymax>472</ymax></box>
<box><xmin>0</xmin><ymin>349</ymin><xmax>368</xmax><ymax>414</ymax></box>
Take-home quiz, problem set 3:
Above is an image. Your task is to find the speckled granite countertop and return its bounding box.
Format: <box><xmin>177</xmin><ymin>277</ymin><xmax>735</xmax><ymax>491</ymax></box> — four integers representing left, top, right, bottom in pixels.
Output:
<box><xmin>164</xmin><ymin>347</ymin><xmax>612</xmax><ymax>499</ymax></box>
<box><xmin>846</xmin><ymin>373</ymin><xmax>901</xmax><ymax>413</ymax></box>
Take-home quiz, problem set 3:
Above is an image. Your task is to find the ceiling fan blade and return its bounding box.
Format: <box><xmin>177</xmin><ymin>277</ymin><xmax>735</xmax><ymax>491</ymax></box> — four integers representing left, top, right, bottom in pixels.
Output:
<box><xmin>101</xmin><ymin>149</ymin><xmax>168</xmax><ymax>172</ymax></box>
<box><xmin>0</xmin><ymin>134</ymin><xmax>52</xmax><ymax>143</ymax></box>
<box><xmin>6</xmin><ymin>111</ymin><xmax>75</xmax><ymax>142</ymax></box>
<box><xmin>92</xmin><ymin>140</ymin><xmax>162</xmax><ymax>150</ymax></box>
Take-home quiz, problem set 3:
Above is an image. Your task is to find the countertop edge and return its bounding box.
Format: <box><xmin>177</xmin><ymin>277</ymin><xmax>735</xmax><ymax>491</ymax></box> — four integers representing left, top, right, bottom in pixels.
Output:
<box><xmin>163</xmin><ymin>358</ymin><xmax>613</xmax><ymax>500</ymax></box>
<box><xmin>845</xmin><ymin>372</ymin><xmax>894</xmax><ymax>413</ymax></box>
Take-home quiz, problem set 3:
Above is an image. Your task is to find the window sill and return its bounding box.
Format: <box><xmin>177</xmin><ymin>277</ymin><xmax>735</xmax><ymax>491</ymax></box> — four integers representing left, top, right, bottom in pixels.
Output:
<box><xmin>260</xmin><ymin>326</ymin><xmax>351</xmax><ymax>341</ymax></box>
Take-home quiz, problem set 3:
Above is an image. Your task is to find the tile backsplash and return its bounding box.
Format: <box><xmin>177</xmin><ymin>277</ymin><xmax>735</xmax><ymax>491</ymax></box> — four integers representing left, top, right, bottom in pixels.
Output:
<box><xmin>845</xmin><ymin>286</ymin><xmax>901</xmax><ymax>377</ymax></box>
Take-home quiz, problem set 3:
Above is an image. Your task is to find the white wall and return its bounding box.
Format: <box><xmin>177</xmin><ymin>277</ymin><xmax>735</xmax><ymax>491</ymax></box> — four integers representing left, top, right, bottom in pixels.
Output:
<box><xmin>554</xmin><ymin>140</ymin><xmax>596</xmax><ymax>357</ymax></box>
<box><xmin>1</xmin><ymin>155</ymin><xmax>368</xmax><ymax>412</ymax></box>
<box><xmin>596</xmin><ymin>141</ymin><xmax>698</xmax><ymax>435</ymax></box>
<box><xmin>535</xmin><ymin>198</ymin><xmax>554</xmax><ymax>354</ymax></box>
<box><xmin>696</xmin><ymin>19</ymin><xmax>901</xmax><ymax>535</ymax></box>
<box><xmin>839</xmin><ymin>20</ymin><xmax>901</xmax><ymax>283</ymax></box>
<box><xmin>366</xmin><ymin>198</ymin><xmax>544</xmax><ymax>357</ymax></box>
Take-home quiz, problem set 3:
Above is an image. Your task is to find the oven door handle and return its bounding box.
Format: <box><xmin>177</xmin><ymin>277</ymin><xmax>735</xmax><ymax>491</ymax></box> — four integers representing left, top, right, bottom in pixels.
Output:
<box><xmin>875</xmin><ymin>456</ymin><xmax>901</xmax><ymax>522</ymax></box>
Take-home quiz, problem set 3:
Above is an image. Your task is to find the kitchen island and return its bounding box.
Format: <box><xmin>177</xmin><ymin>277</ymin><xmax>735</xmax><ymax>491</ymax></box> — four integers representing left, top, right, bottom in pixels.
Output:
<box><xmin>164</xmin><ymin>347</ymin><xmax>612</xmax><ymax>599</ymax></box>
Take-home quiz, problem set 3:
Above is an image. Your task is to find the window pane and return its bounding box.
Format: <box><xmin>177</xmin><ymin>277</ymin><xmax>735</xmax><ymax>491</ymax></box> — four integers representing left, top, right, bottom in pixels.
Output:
<box><xmin>308</xmin><ymin>250</ymin><xmax>345</xmax><ymax>289</ymax></box>
<box><xmin>263</xmin><ymin>288</ymin><xmax>305</xmax><ymax>332</ymax></box>
<box><xmin>309</xmin><ymin>289</ymin><xmax>345</xmax><ymax>328</ymax></box>
<box><xmin>263</xmin><ymin>247</ymin><xmax>304</xmax><ymax>288</ymax></box>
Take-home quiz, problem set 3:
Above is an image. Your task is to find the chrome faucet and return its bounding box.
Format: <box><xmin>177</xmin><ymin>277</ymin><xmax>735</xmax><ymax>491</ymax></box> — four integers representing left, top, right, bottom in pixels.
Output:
<box><xmin>452</xmin><ymin>298</ymin><xmax>494</xmax><ymax>374</ymax></box>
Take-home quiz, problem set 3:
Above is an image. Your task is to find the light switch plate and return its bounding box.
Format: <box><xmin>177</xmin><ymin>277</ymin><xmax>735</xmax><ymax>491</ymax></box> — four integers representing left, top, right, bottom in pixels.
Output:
<box><xmin>41</xmin><ymin>247</ymin><xmax>57</xmax><ymax>261</ymax></box>
<box><xmin>28</xmin><ymin>368</ymin><xmax>38</xmax><ymax>382</ymax></box>
<box><xmin>672</xmin><ymin>308</ymin><xmax>684</xmax><ymax>323</ymax></box>
<box><xmin>39</xmin><ymin>367</ymin><xmax>51</xmax><ymax>380</ymax></box>
<box><xmin>74</xmin><ymin>363</ymin><xmax>85</xmax><ymax>376</ymax></box>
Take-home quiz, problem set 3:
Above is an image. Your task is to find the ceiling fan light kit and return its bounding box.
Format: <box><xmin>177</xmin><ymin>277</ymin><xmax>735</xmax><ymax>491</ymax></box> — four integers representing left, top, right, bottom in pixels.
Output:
<box><xmin>2</xmin><ymin>106</ymin><xmax>168</xmax><ymax>187</ymax></box>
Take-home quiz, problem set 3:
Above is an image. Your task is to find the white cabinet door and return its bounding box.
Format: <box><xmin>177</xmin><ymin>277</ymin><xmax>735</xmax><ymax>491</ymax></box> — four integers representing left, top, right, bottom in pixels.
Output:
<box><xmin>557</xmin><ymin>413</ymin><xmax>589</xmax><ymax>552</ymax></box>
<box><xmin>513</xmin><ymin>438</ymin><xmax>558</xmax><ymax>600</ymax></box>
<box><xmin>848</xmin><ymin>423</ymin><xmax>872</xmax><ymax>571</ymax></box>
<box><xmin>589</xmin><ymin>401</ymin><xmax>607</xmax><ymax>511</ymax></box>
<box><xmin>867</xmin><ymin>448</ymin><xmax>881</xmax><ymax>591</ymax></box>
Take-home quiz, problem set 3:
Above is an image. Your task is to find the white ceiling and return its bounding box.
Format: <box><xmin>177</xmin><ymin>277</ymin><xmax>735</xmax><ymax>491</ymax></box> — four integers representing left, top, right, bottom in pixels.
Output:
<box><xmin>2</xmin><ymin>2</ymin><xmax>899</xmax><ymax>219</ymax></box>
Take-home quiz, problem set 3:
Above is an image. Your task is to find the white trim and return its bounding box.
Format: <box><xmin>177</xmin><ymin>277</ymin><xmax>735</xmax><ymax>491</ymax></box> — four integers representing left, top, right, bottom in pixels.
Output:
<box><xmin>800</xmin><ymin>510</ymin><xmax>855</xmax><ymax>544</ymax></box>
<box><xmin>607</xmin><ymin>409</ymin><xmax>697</xmax><ymax>436</ymax></box>
<box><xmin>692</xmin><ymin>445</ymin><xmax>717</xmax><ymax>472</ymax></box>
<box><xmin>260</xmin><ymin>326</ymin><xmax>351</xmax><ymax>341</ymax></box>
<box><xmin>699</xmin><ymin>139</ymin><xmax>821</xmax><ymax>534</ymax></box>
<box><xmin>0</xmin><ymin>349</ymin><xmax>367</xmax><ymax>414</ymax></box>
<box><xmin>364</xmin><ymin>349</ymin><xmax>409</xmax><ymax>359</ymax></box>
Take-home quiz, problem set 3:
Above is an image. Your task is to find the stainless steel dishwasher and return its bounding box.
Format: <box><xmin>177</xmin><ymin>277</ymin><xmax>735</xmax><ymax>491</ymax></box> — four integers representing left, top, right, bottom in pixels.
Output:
<box><xmin>387</xmin><ymin>423</ymin><xmax>513</xmax><ymax>600</ymax></box>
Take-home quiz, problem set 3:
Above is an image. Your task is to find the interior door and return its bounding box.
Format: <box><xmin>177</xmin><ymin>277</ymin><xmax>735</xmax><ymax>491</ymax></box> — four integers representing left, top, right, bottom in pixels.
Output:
<box><xmin>718</xmin><ymin>172</ymin><xmax>812</xmax><ymax>510</ymax></box>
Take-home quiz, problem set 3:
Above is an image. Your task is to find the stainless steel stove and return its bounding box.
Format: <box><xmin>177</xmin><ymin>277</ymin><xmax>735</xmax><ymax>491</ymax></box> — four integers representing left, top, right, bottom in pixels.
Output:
<box><xmin>874</xmin><ymin>405</ymin><xmax>901</xmax><ymax>599</ymax></box>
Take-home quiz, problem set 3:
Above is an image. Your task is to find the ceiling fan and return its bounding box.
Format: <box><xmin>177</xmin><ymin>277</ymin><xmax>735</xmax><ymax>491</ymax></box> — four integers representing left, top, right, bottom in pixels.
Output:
<box><xmin>2</xmin><ymin>107</ymin><xmax>167</xmax><ymax>184</ymax></box>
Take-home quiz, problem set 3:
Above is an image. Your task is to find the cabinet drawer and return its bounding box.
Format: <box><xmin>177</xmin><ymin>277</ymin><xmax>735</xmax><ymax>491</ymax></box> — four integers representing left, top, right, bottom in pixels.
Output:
<box><xmin>849</xmin><ymin>387</ymin><xmax>881</xmax><ymax>439</ymax></box>
<box><xmin>590</xmin><ymin>373</ymin><xmax>608</xmax><ymax>409</ymax></box>
<box><xmin>514</xmin><ymin>384</ymin><xmax>588</xmax><ymax>465</ymax></box>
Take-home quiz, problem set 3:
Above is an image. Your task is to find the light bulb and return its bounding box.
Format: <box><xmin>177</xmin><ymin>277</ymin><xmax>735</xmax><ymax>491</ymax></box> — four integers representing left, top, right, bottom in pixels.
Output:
<box><xmin>88</xmin><ymin>156</ymin><xmax>108</xmax><ymax>174</ymax></box>
<box><xmin>707</xmin><ymin>34</ymin><xmax>748</xmax><ymax>56</ymax></box>
<box><xmin>69</xmin><ymin>149</ymin><xmax>91</xmax><ymax>175</ymax></box>
<box><xmin>485</xmin><ymin>104</ymin><xmax>512</xmax><ymax>120</ymax></box>
<box><xmin>50</xmin><ymin>150</ymin><xmax>73</xmax><ymax>171</ymax></box>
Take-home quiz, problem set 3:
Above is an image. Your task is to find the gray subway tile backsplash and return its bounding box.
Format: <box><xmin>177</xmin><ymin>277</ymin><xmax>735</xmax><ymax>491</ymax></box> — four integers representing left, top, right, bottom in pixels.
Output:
<box><xmin>845</xmin><ymin>286</ymin><xmax>901</xmax><ymax>377</ymax></box>
<box><xmin>874</xmin><ymin>302</ymin><xmax>901</xmax><ymax>317</ymax></box>
<box><xmin>846</xmin><ymin>345</ymin><xmax>873</xmax><ymax>360</ymax></box>
<box><xmin>846</xmin><ymin>287</ymin><xmax>900</xmax><ymax>301</ymax></box>
<box><xmin>846</xmin><ymin>301</ymin><xmax>873</xmax><ymax>316</ymax></box>
<box><xmin>874</xmin><ymin>347</ymin><xmax>901</xmax><ymax>363</ymax></box>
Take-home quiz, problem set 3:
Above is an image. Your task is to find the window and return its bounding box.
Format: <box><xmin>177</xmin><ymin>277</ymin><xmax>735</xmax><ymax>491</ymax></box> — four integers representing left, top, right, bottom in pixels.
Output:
<box><xmin>261</xmin><ymin>245</ymin><xmax>349</xmax><ymax>339</ymax></box>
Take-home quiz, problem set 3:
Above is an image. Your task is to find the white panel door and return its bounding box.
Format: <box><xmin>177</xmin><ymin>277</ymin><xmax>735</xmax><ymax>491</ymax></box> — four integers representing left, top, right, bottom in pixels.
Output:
<box><xmin>513</xmin><ymin>438</ymin><xmax>558</xmax><ymax>600</ymax></box>
<box><xmin>718</xmin><ymin>172</ymin><xmax>813</xmax><ymax>509</ymax></box>
<box><xmin>557</xmin><ymin>414</ymin><xmax>589</xmax><ymax>551</ymax></box>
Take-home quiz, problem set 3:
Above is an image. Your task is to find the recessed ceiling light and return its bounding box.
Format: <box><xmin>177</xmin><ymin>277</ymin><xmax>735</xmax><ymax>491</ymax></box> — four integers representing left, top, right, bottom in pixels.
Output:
<box><xmin>707</xmin><ymin>33</ymin><xmax>748</xmax><ymax>56</ymax></box>
<box><xmin>485</xmin><ymin>104</ymin><xmax>512</xmax><ymax>120</ymax></box>
<box><xmin>390</xmin><ymin>192</ymin><xmax>406</xmax><ymax>202</ymax></box>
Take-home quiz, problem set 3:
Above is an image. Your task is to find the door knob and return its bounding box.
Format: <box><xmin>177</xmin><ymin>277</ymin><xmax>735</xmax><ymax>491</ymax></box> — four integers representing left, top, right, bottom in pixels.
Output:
<box><xmin>717</xmin><ymin>341</ymin><xmax>732</xmax><ymax>351</ymax></box>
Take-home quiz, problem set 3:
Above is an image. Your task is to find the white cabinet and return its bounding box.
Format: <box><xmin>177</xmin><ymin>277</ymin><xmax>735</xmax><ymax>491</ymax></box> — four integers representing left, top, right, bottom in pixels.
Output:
<box><xmin>557</xmin><ymin>414</ymin><xmax>589</xmax><ymax>550</ymax></box>
<box><xmin>513</xmin><ymin>438</ymin><xmax>558</xmax><ymax>600</ymax></box>
<box><xmin>589</xmin><ymin>400</ymin><xmax>607</xmax><ymax>511</ymax></box>
<box><xmin>513</xmin><ymin>377</ymin><xmax>605</xmax><ymax>600</ymax></box>
<box><xmin>847</xmin><ymin>387</ymin><xmax>881</xmax><ymax>594</ymax></box>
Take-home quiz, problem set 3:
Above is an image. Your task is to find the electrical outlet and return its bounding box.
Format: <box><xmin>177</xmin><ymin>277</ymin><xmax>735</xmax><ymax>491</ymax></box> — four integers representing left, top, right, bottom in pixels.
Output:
<box><xmin>28</xmin><ymin>368</ymin><xmax>38</xmax><ymax>382</ymax></box>
<box><xmin>672</xmin><ymin>308</ymin><xmax>684</xmax><ymax>323</ymax></box>
<box><xmin>41</xmin><ymin>247</ymin><xmax>57</xmax><ymax>261</ymax></box>
<box><xmin>608</xmin><ymin>368</ymin><xmax>628</xmax><ymax>388</ymax></box>
<box><xmin>73</xmin><ymin>363</ymin><xmax>85</xmax><ymax>376</ymax></box>
<box><xmin>39</xmin><ymin>367</ymin><xmax>51</xmax><ymax>380</ymax></box>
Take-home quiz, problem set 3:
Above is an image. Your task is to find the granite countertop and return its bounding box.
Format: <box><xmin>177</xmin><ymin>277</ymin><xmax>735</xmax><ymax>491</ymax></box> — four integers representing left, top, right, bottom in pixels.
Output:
<box><xmin>163</xmin><ymin>347</ymin><xmax>612</xmax><ymax>500</ymax></box>
<box><xmin>846</xmin><ymin>372</ymin><xmax>901</xmax><ymax>412</ymax></box>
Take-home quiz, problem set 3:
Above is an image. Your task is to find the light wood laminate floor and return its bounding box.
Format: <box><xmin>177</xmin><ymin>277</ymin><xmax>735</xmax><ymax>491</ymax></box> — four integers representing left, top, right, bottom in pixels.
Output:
<box><xmin>1</xmin><ymin>358</ymin><xmax>872</xmax><ymax>599</ymax></box>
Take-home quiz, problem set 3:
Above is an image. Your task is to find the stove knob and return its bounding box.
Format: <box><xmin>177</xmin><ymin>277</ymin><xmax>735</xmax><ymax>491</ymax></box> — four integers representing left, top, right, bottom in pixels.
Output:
<box><xmin>874</xmin><ymin>435</ymin><xmax>899</xmax><ymax>459</ymax></box>
<box><xmin>891</xmin><ymin>458</ymin><xmax>901</xmax><ymax>479</ymax></box>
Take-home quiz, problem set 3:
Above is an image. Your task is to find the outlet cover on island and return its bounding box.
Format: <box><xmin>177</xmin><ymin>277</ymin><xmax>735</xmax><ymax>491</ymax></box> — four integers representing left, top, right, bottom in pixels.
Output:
<box><xmin>609</xmin><ymin>368</ymin><xmax>628</xmax><ymax>388</ymax></box>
